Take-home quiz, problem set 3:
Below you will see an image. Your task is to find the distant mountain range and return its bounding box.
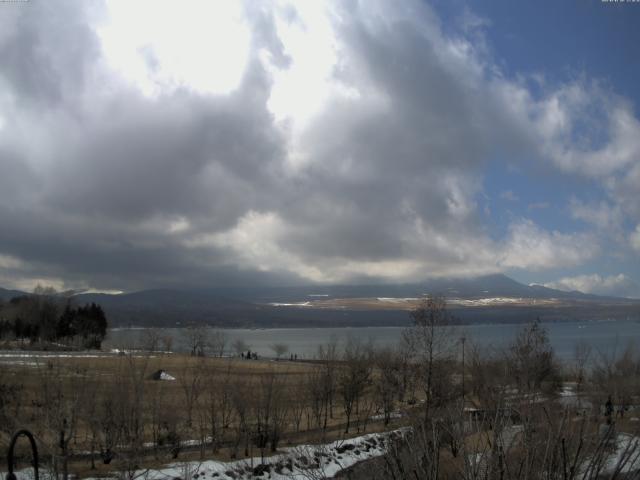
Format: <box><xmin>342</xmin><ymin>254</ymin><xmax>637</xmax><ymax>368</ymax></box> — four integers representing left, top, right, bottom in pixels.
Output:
<box><xmin>1</xmin><ymin>274</ymin><xmax>639</xmax><ymax>328</ymax></box>
<box><xmin>0</xmin><ymin>287</ymin><xmax>28</xmax><ymax>301</ymax></box>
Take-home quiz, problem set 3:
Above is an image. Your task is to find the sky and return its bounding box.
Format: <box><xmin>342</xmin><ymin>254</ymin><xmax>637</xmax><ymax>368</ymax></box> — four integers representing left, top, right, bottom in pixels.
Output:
<box><xmin>0</xmin><ymin>0</ymin><xmax>640</xmax><ymax>297</ymax></box>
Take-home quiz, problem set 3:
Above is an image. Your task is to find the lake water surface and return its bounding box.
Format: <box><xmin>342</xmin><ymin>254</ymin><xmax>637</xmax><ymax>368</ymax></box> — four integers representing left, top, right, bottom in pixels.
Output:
<box><xmin>105</xmin><ymin>319</ymin><xmax>640</xmax><ymax>361</ymax></box>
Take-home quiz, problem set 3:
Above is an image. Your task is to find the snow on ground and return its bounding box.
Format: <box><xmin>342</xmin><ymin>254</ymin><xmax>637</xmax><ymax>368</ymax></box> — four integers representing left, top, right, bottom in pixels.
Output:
<box><xmin>579</xmin><ymin>433</ymin><xmax>640</xmax><ymax>476</ymax></box>
<box><xmin>0</xmin><ymin>351</ymin><xmax>154</xmax><ymax>359</ymax></box>
<box><xmin>449</xmin><ymin>297</ymin><xmax>524</xmax><ymax>306</ymax></box>
<box><xmin>448</xmin><ymin>297</ymin><xmax>559</xmax><ymax>307</ymax></box>
<box><xmin>499</xmin><ymin>425</ymin><xmax>524</xmax><ymax>450</ymax></box>
<box><xmin>376</xmin><ymin>297</ymin><xmax>419</xmax><ymax>303</ymax></box>
<box><xmin>268</xmin><ymin>302</ymin><xmax>312</xmax><ymax>307</ymax></box>
<box><xmin>4</xmin><ymin>430</ymin><xmax>406</xmax><ymax>480</ymax></box>
<box><xmin>0</xmin><ymin>352</ymin><xmax>111</xmax><ymax>367</ymax></box>
<box><xmin>370</xmin><ymin>411</ymin><xmax>403</xmax><ymax>421</ymax></box>
<box><xmin>0</xmin><ymin>360</ymin><xmax>41</xmax><ymax>366</ymax></box>
<box><xmin>603</xmin><ymin>433</ymin><xmax>640</xmax><ymax>475</ymax></box>
<box><xmin>0</xmin><ymin>350</ymin><xmax>157</xmax><ymax>366</ymax></box>
<box><xmin>557</xmin><ymin>383</ymin><xmax>593</xmax><ymax>410</ymax></box>
<box><xmin>89</xmin><ymin>430</ymin><xmax>405</xmax><ymax>480</ymax></box>
<box><xmin>0</xmin><ymin>352</ymin><xmax>109</xmax><ymax>358</ymax></box>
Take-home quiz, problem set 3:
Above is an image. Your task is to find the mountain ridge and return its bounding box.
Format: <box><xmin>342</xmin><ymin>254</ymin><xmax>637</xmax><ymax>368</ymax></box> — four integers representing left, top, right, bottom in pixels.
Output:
<box><xmin>2</xmin><ymin>275</ymin><xmax>638</xmax><ymax>327</ymax></box>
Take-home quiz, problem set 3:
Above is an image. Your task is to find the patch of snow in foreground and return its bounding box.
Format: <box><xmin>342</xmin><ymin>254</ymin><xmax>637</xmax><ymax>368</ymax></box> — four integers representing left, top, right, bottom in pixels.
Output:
<box><xmin>559</xmin><ymin>384</ymin><xmax>574</xmax><ymax>397</ymax></box>
<box><xmin>602</xmin><ymin>433</ymin><xmax>640</xmax><ymax>475</ymax></box>
<box><xmin>370</xmin><ymin>411</ymin><xmax>403</xmax><ymax>421</ymax></box>
<box><xmin>0</xmin><ymin>351</ymin><xmax>155</xmax><ymax>359</ymax></box>
<box><xmin>0</xmin><ymin>353</ymin><xmax>108</xmax><ymax>358</ymax></box>
<box><xmin>578</xmin><ymin>433</ymin><xmax>640</xmax><ymax>477</ymax></box>
<box><xmin>499</xmin><ymin>425</ymin><xmax>523</xmax><ymax>450</ymax></box>
<box><xmin>159</xmin><ymin>371</ymin><xmax>175</xmax><ymax>381</ymax></box>
<box><xmin>79</xmin><ymin>429</ymin><xmax>406</xmax><ymax>480</ymax></box>
<box><xmin>0</xmin><ymin>360</ymin><xmax>40</xmax><ymax>366</ymax></box>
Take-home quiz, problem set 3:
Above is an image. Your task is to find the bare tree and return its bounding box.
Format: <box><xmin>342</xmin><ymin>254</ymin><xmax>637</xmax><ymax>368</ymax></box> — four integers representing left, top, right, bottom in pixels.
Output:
<box><xmin>141</xmin><ymin>328</ymin><xmax>161</xmax><ymax>352</ymax></box>
<box><xmin>204</xmin><ymin>362</ymin><xmax>235</xmax><ymax>453</ymax></box>
<box><xmin>572</xmin><ymin>339</ymin><xmax>592</xmax><ymax>409</ymax></box>
<box><xmin>106</xmin><ymin>354</ymin><xmax>152</xmax><ymax>479</ymax></box>
<box><xmin>467</xmin><ymin>341</ymin><xmax>510</xmax><ymax>411</ymax></box>
<box><xmin>232</xmin><ymin>338</ymin><xmax>249</xmax><ymax>356</ymax></box>
<box><xmin>403</xmin><ymin>295</ymin><xmax>457</xmax><ymax>421</ymax></box>
<box><xmin>210</xmin><ymin>329</ymin><xmax>228</xmax><ymax>357</ymax></box>
<box><xmin>0</xmin><ymin>366</ymin><xmax>23</xmax><ymax>436</ymax></box>
<box><xmin>161</xmin><ymin>333</ymin><xmax>174</xmax><ymax>353</ymax></box>
<box><xmin>305</xmin><ymin>366</ymin><xmax>327</xmax><ymax>430</ymax></box>
<box><xmin>509</xmin><ymin>320</ymin><xmax>560</xmax><ymax>396</ymax></box>
<box><xmin>373</xmin><ymin>347</ymin><xmax>401</xmax><ymax>426</ymax></box>
<box><xmin>252</xmin><ymin>370</ymin><xmax>289</xmax><ymax>459</ymax></box>
<box><xmin>177</xmin><ymin>357</ymin><xmax>205</xmax><ymax>429</ymax></box>
<box><xmin>317</xmin><ymin>337</ymin><xmax>339</xmax><ymax>429</ymax></box>
<box><xmin>339</xmin><ymin>337</ymin><xmax>373</xmax><ymax>434</ymax></box>
<box><xmin>592</xmin><ymin>341</ymin><xmax>640</xmax><ymax>421</ymax></box>
<box><xmin>183</xmin><ymin>324</ymin><xmax>210</xmax><ymax>356</ymax></box>
<box><xmin>230</xmin><ymin>379</ymin><xmax>251</xmax><ymax>458</ymax></box>
<box><xmin>36</xmin><ymin>359</ymin><xmax>88</xmax><ymax>480</ymax></box>
<box><xmin>270</xmin><ymin>342</ymin><xmax>289</xmax><ymax>360</ymax></box>
<box><xmin>289</xmin><ymin>381</ymin><xmax>308</xmax><ymax>433</ymax></box>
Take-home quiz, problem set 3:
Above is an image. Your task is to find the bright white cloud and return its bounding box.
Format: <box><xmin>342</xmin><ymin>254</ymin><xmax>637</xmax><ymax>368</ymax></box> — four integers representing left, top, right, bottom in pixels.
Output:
<box><xmin>499</xmin><ymin>220</ymin><xmax>599</xmax><ymax>271</ymax></box>
<box><xmin>97</xmin><ymin>0</ymin><xmax>250</xmax><ymax>97</ymax></box>
<box><xmin>199</xmin><ymin>210</ymin><xmax>330</xmax><ymax>282</ymax></box>
<box><xmin>265</xmin><ymin>2</ymin><xmax>342</xmax><ymax>127</ymax></box>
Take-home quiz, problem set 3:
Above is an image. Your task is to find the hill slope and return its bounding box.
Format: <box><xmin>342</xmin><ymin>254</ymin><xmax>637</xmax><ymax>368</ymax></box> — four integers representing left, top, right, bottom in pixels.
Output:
<box><xmin>72</xmin><ymin>274</ymin><xmax>639</xmax><ymax>327</ymax></box>
<box><xmin>0</xmin><ymin>287</ymin><xmax>27</xmax><ymax>301</ymax></box>
<box><xmin>2</xmin><ymin>275</ymin><xmax>638</xmax><ymax>327</ymax></box>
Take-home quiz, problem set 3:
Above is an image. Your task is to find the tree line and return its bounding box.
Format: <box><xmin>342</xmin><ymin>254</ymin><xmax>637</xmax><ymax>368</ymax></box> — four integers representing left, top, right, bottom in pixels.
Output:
<box><xmin>0</xmin><ymin>286</ymin><xmax>108</xmax><ymax>349</ymax></box>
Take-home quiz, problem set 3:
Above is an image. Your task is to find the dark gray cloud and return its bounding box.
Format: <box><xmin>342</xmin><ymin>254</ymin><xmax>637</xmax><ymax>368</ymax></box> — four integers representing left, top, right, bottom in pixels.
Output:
<box><xmin>0</xmin><ymin>1</ymin><xmax>101</xmax><ymax>107</ymax></box>
<box><xmin>0</xmin><ymin>1</ymin><xmax>291</xmax><ymax>289</ymax></box>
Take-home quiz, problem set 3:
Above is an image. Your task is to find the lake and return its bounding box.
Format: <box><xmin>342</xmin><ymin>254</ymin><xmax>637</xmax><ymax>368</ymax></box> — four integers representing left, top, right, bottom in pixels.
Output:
<box><xmin>105</xmin><ymin>319</ymin><xmax>640</xmax><ymax>361</ymax></box>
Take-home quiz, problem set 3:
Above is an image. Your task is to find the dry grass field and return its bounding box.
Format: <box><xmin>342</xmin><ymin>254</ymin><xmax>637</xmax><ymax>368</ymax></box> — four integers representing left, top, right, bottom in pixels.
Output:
<box><xmin>0</xmin><ymin>350</ymin><xmax>414</xmax><ymax>478</ymax></box>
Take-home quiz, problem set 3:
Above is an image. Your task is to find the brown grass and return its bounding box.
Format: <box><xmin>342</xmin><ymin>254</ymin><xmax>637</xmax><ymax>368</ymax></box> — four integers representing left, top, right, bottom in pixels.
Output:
<box><xmin>0</xmin><ymin>352</ymin><xmax>411</xmax><ymax>478</ymax></box>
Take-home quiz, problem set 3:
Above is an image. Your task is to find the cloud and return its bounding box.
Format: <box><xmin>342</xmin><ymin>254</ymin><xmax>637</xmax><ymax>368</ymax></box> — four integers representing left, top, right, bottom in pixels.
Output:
<box><xmin>0</xmin><ymin>255</ymin><xmax>22</xmax><ymax>270</ymax></box>
<box><xmin>569</xmin><ymin>198</ymin><xmax>623</xmax><ymax>232</ymax></box>
<box><xmin>631</xmin><ymin>225</ymin><xmax>640</xmax><ymax>252</ymax></box>
<box><xmin>0</xmin><ymin>0</ymin><xmax>637</xmax><ymax>291</ymax></box>
<box><xmin>544</xmin><ymin>274</ymin><xmax>640</xmax><ymax>299</ymax></box>
<box><xmin>528</xmin><ymin>202</ymin><xmax>550</xmax><ymax>211</ymax></box>
<box><xmin>514</xmin><ymin>81</ymin><xmax>640</xmax><ymax>229</ymax></box>
<box><xmin>97</xmin><ymin>1</ymin><xmax>251</xmax><ymax>97</ymax></box>
<box><xmin>500</xmin><ymin>190</ymin><xmax>519</xmax><ymax>202</ymax></box>
<box><xmin>540</xmin><ymin>88</ymin><xmax>640</xmax><ymax>178</ymax></box>
<box><xmin>499</xmin><ymin>220</ymin><xmax>599</xmax><ymax>271</ymax></box>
